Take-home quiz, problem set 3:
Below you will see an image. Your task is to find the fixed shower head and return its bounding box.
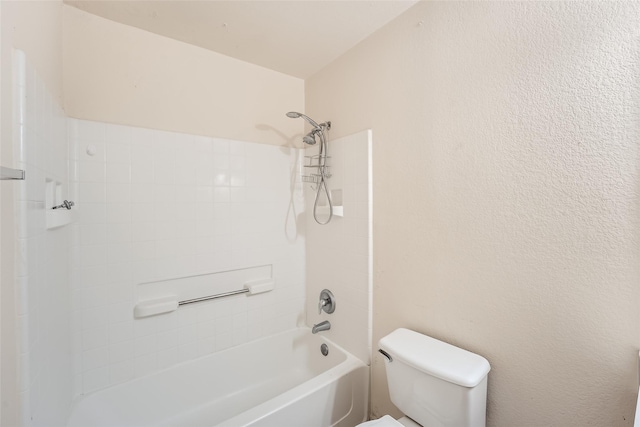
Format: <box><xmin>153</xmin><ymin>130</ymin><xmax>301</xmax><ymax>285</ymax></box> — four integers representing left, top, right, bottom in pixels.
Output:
<box><xmin>303</xmin><ymin>132</ymin><xmax>317</xmax><ymax>145</ymax></box>
<box><xmin>285</xmin><ymin>111</ymin><xmax>321</xmax><ymax>129</ymax></box>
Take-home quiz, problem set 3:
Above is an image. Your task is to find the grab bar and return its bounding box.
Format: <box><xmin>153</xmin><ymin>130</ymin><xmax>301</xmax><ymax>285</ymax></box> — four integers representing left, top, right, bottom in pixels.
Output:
<box><xmin>0</xmin><ymin>166</ymin><xmax>25</xmax><ymax>180</ymax></box>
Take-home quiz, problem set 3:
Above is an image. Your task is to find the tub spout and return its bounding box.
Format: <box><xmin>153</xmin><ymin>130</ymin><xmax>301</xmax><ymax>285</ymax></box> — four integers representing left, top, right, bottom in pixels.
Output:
<box><xmin>312</xmin><ymin>320</ymin><xmax>331</xmax><ymax>334</ymax></box>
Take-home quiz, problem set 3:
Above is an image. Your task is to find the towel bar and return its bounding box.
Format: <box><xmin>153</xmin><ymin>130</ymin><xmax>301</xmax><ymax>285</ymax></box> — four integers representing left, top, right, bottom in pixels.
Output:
<box><xmin>133</xmin><ymin>279</ymin><xmax>275</xmax><ymax>318</ymax></box>
<box><xmin>178</xmin><ymin>288</ymin><xmax>249</xmax><ymax>306</ymax></box>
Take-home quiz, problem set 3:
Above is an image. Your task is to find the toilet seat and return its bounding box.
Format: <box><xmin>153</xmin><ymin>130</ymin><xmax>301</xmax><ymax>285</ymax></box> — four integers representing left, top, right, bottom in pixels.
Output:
<box><xmin>357</xmin><ymin>415</ymin><xmax>404</xmax><ymax>427</ymax></box>
<box><xmin>396</xmin><ymin>416</ymin><xmax>421</xmax><ymax>427</ymax></box>
<box><xmin>357</xmin><ymin>415</ymin><xmax>421</xmax><ymax>427</ymax></box>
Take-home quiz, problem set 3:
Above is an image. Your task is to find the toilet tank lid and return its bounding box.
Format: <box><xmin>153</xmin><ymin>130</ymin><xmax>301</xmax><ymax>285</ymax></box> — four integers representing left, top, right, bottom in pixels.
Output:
<box><xmin>379</xmin><ymin>328</ymin><xmax>491</xmax><ymax>388</ymax></box>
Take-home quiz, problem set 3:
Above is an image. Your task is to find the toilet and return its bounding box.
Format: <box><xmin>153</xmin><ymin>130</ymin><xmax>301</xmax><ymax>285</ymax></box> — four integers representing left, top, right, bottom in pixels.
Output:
<box><xmin>359</xmin><ymin>328</ymin><xmax>491</xmax><ymax>427</ymax></box>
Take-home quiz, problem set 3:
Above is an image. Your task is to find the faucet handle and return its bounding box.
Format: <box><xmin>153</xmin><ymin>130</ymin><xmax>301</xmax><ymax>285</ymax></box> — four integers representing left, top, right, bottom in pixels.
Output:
<box><xmin>318</xmin><ymin>298</ymin><xmax>327</xmax><ymax>315</ymax></box>
<box><xmin>318</xmin><ymin>289</ymin><xmax>335</xmax><ymax>315</ymax></box>
<box><xmin>52</xmin><ymin>200</ymin><xmax>74</xmax><ymax>210</ymax></box>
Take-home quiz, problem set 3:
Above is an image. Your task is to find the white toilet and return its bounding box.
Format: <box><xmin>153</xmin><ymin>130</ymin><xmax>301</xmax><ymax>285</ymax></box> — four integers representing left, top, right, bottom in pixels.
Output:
<box><xmin>360</xmin><ymin>328</ymin><xmax>491</xmax><ymax>427</ymax></box>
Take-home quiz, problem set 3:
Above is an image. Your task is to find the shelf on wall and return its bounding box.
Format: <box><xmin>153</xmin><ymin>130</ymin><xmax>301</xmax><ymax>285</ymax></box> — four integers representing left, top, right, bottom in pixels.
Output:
<box><xmin>46</xmin><ymin>209</ymin><xmax>75</xmax><ymax>229</ymax></box>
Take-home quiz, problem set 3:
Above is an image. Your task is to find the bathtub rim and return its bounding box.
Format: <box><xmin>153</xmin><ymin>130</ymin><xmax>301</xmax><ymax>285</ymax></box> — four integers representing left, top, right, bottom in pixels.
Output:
<box><xmin>67</xmin><ymin>326</ymin><xmax>369</xmax><ymax>426</ymax></box>
<box><xmin>215</xmin><ymin>334</ymin><xmax>368</xmax><ymax>427</ymax></box>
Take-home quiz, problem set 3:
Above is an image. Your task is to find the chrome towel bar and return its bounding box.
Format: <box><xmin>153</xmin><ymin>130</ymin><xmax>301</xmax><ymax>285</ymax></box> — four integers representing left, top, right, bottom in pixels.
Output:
<box><xmin>178</xmin><ymin>288</ymin><xmax>249</xmax><ymax>306</ymax></box>
<box><xmin>133</xmin><ymin>278</ymin><xmax>275</xmax><ymax>318</ymax></box>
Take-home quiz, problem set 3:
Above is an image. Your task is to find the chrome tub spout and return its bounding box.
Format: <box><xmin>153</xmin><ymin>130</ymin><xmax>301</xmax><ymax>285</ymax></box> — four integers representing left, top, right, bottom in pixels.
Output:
<box><xmin>312</xmin><ymin>320</ymin><xmax>331</xmax><ymax>334</ymax></box>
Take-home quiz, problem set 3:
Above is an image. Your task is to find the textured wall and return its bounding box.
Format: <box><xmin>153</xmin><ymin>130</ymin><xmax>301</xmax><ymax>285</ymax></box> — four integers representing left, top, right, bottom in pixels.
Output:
<box><xmin>63</xmin><ymin>5</ymin><xmax>304</xmax><ymax>147</ymax></box>
<box><xmin>306</xmin><ymin>2</ymin><xmax>640</xmax><ymax>425</ymax></box>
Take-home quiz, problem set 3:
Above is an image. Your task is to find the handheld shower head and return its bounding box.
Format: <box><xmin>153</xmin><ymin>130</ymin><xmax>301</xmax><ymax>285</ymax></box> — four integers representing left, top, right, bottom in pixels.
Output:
<box><xmin>286</xmin><ymin>111</ymin><xmax>321</xmax><ymax>129</ymax></box>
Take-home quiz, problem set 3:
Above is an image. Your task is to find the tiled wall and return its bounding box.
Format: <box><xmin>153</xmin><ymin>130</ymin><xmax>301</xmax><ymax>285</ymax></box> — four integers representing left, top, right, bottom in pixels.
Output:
<box><xmin>13</xmin><ymin>50</ymin><xmax>73</xmax><ymax>426</ymax></box>
<box><xmin>69</xmin><ymin>119</ymin><xmax>306</xmax><ymax>395</ymax></box>
<box><xmin>305</xmin><ymin>130</ymin><xmax>372</xmax><ymax>364</ymax></box>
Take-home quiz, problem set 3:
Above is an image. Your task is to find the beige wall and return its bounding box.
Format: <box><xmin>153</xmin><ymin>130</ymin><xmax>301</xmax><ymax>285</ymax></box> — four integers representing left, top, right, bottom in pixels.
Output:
<box><xmin>63</xmin><ymin>5</ymin><xmax>304</xmax><ymax>146</ymax></box>
<box><xmin>307</xmin><ymin>2</ymin><xmax>640</xmax><ymax>426</ymax></box>
<box><xmin>0</xmin><ymin>1</ymin><xmax>64</xmax><ymax>425</ymax></box>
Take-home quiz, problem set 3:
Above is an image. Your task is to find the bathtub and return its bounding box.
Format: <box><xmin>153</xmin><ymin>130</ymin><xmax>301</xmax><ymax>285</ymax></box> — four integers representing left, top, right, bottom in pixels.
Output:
<box><xmin>67</xmin><ymin>328</ymin><xmax>369</xmax><ymax>427</ymax></box>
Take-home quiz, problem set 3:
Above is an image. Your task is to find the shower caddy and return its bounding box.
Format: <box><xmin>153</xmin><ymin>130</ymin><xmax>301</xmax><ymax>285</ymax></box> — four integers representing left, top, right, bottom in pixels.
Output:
<box><xmin>302</xmin><ymin>153</ymin><xmax>331</xmax><ymax>185</ymax></box>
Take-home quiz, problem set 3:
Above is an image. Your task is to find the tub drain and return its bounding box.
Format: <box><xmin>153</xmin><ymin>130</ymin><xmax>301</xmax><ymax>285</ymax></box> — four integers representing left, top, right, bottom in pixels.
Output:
<box><xmin>320</xmin><ymin>343</ymin><xmax>329</xmax><ymax>356</ymax></box>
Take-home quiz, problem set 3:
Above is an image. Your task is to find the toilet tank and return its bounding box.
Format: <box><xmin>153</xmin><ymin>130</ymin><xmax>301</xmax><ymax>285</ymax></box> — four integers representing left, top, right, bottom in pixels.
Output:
<box><xmin>379</xmin><ymin>329</ymin><xmax>491</xmax><ymax>427</ymax></box>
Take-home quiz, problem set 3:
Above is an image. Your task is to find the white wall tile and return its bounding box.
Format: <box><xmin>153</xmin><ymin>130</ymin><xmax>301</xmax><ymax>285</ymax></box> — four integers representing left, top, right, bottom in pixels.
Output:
<box><xmin>131</xmin><ymin>183</ymin><xmax>155</xmax><ymax>204</ymax></box>
<box><xmin>109</xmin><ymin>321</ymin><xmax>134</xmax><ymax>344</ymax></box>
<box><xmin>106</xmin><ymin>143</ymin><xmax>131</xmax><ymax>164</ymax></box>
<box><xmin>107</xmin><ymin>243</ymin><xmax>133</xmax><ymax>264</ymax></box>
<box><xmin>157</xmin><ymin>330</ymin><xmax>178</xmax><ymax>351</ymax></box>
<box><xmin>157</xmin><ymin>348</ymin><xmax>179</xmax><ymax>370</ymax></box>
<box><xmin>79</xmin><ymin>245</ymin><xmax>106</xmax><ymax>267</ymax></box>
<box><xmin>109</xmin><ymin>360</ymin><xmax>134</xmax><ymax>386</ymax></box>
<box><xmin>82</xmin><ymin>327</ymin><xmax>108</xmax><ymax>351</ymax></box>
<box><xmin>212</xmin><ymin>138</ymin><xmax>228</xmax><ymax>154</ymax></box>
<box><xmin>80</xmin><ymin>266</ymin><xmax>107</xmax><ymax>288</ymax></box>
<box><xmin>134</xmin><ymin>354</ymin><xmax>158</xmax><ymax>377</ymax></box>
<box><xmin>109</xmin><ymin>340</ymin><xmax>134</xmax><ymax>364</ymax></box>
<box><xmin>106</xmin><ymin>223</ymin><xmax>132</xmax><ymax>243</ymax></box>
<box><xmin>106</xmin><ymin>183</ymin><xmax>131</xmax><ymax>203</ymax></box>
<box><xmin>134</xmin><ymin>334</ymin><xmax>157</xmax><ymax>357</ymax></box>
<box><xmin>109</xmin><ymin>302</ymin><xmax>134</xmax><ymax>324</ymax></box>
<box><xmin>69</xmin><ymin>119</ymin><xmax>307</xmax><ymax>396</ymax></box>
<box><xmin>106</xmin><ymin>265</ymin><xmax>133</xmax><ymax>286</ymax></box>
<box><xmin>82</xmin><ymin>347</ymin><xmax>109</xmax><ymax>372</ymax></box>
<box><xmin>106</xmin><ymin>163</ymin><xmax>130</xmax><ymax>184</ymax></box>
<box><xmin>83</xmin><ymin>367</ymin><xmax>109</xmax><ymax>393</ymax></box>
<box><xmin>79</xmin><ymin>161</ymin><xmax>105</xmax><ymax>183</ymax></box>
<box><xmin>80</xmin><ymin>203</ymin><xmax>106</xmax><ymax>224</ymax></box>
<box><xmin>108</xmin><ymin>283</ymin><xmax>133</xmax><ymax>305</ymax></box>
<box><xmin>79</xmin><ymin>183</ymin><xmax>106</xmax><ymax>204</ymax></box>
<box><xmin>13</xmin><ymin>51</ymin><xmax>74</xmax><ymax>425</ymax></box>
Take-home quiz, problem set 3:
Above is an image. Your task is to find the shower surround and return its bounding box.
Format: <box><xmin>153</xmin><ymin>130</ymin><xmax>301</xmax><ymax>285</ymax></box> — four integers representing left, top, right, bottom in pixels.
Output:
<box><xmin>12</xmin><ymin>50</ymin><xmax>372</xmax><ymax>426</ymax></box>
<box><xmin>69</xmin><ymin>120</ymin><xmax>306</xmax><ymax>396</ymax></box>
<box><xmin>13</xmin><ymin>52</ymin><xmax>308</xmax><ymax>424</ymax></box>
<box><xmin>304</xmin><ymin>130</ymin><xmax>372</xmax><ymax>364</ymax></box>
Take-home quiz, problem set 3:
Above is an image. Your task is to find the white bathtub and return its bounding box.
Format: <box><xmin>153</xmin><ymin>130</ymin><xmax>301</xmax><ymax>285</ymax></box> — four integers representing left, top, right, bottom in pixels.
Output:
<box><xmin>67</xmin><ymin>328</ymin><xmax>369</xmax><ymax>427</ymax></box>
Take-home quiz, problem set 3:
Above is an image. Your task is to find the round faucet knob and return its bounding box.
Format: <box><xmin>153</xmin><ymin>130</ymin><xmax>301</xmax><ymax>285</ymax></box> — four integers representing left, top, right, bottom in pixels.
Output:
<box><xmin>318</xmin><ymin>289</ymin><xmax>335</xmax><ymax>314</ymax></box>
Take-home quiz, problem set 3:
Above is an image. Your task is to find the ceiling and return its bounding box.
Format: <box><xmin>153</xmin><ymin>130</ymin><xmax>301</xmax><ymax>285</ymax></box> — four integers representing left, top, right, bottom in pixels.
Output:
<box><xmin>64</xmin><ymin>0</ymin><xmax>418</xmax><ymax>79</ymax></box>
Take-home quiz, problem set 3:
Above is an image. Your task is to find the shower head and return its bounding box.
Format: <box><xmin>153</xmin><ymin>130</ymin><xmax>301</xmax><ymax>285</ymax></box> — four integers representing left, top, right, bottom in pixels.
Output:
<box><xmin>302</xmin><ymin>132</ymin><xmax>317</xmax><ymax>145</ymax></box>
<box><xmin>285</xmin><ymin>111</ymin><xmax>321</xmax><ymax>129</ymax></box>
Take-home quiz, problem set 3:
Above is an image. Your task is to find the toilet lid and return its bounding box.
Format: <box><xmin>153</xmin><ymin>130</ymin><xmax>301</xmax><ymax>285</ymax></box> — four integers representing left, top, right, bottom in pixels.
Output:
<box><xmin>357</xmin><ymin>415</ymin><xmax>405</xmax><ymax>427</ymax></box>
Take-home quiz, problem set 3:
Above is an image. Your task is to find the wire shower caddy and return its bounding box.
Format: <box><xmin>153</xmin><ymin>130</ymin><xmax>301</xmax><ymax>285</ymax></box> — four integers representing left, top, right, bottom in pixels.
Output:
<box><xmin>302</xmin><ymin>154</ymin><xmax>331</xmax><ymax>187</ymax></box>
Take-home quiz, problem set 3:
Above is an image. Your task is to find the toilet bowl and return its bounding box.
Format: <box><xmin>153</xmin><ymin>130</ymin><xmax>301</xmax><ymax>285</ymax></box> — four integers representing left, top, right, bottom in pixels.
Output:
<box><xmin>358</xmin><ymin>328</ymin><xmax>491</xmax><ymax>427</ymax></box>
